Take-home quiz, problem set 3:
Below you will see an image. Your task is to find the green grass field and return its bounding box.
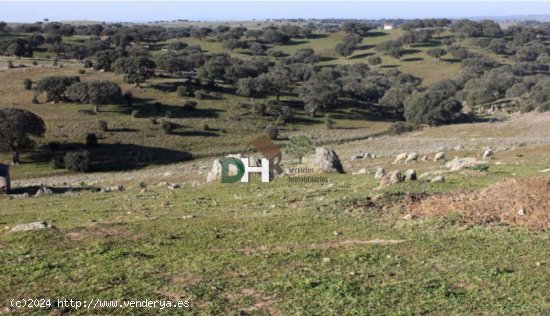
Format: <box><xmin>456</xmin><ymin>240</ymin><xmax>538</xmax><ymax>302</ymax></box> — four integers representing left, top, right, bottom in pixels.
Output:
<box><xmin>1</xmin><ymin>158</ymin><xmax>549</xmax><ymax>314</ymax></box>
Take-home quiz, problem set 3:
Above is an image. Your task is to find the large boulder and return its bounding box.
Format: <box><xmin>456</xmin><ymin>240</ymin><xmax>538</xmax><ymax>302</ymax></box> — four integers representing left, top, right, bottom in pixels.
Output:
<box><xmin>380</xmin><ymin>170</ymin><xmax>402</xmax><ymax>186</ymax></box>
<box><xmin>305</xmin><ymin>147</ymin><xmax>344</xmax><ymax>173</ymax></box>
<box><xmin>0</xmin><ymin>164</ymin><xmax>9</xmax><ymax>194</ymax></box>
<box><xmin>404</xmin><ymin>169</ymin><xmax>417</xmax><ymax>181</ymax></box>
<box><xmin>445</xmin><ymin>157</ymin><xmax>484</xmax><ymax>171</ymax></box>
<box><xmin>207</xmin><ymin>154</ymin><xmax>242</xmax><ymax>182</ymax></box>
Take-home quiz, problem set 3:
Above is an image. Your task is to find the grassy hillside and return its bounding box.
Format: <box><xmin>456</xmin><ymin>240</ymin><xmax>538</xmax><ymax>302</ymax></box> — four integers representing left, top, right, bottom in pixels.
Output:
<box><xmin>1</xmin><ymin>144</ymin><xmax>549</xmax><ymax>314</ymax></box>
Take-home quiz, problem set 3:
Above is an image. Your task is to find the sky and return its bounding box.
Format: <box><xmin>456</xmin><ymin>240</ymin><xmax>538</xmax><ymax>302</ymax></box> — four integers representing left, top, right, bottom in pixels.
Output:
<box><xmin>0</xmin><ymin>1</ymin><xmax>550</xmax><ymax>23</ymax></box>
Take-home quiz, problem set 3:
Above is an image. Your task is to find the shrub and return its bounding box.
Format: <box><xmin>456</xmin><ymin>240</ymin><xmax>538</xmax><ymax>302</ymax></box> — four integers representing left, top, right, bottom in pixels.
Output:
<box><xmin>264</xmin><ymin>125</ymin><xmax>279</xmax><ymax>140</ymax></box>
<box><xmin>285</xmin><ymin>135</ymin><xmax>315</xmax><ymax>163</ymax></box>
<box><xmin>32</xmin><ymin>60</ymin><xmax>38</xmax><ymax>66</ymax></box>
<box><xmin>86</xmin><ymin>133</ymin><xmax>98</xmax><ymax>147</ymax></box>
<box><xmin>7</xmin><ymin>60</ymin><xmax>14</xmax><ymax>69</ymax></box>
<box><xmin>211</xmin><ymin>92</ymin><xmax>224</xmax><ymax>99</ymax></box>
<box><xmin>97</xmin><ymin>120</ymin><xmax>108</xmax><ymax>132</ymax></box>
<box><xmin>49</xmin><ymin>155</ymin><xmax>65</xmax><ymax>169</ymax></box>
<box><xmin>388</xmin><ymin>122</ymin><xmax>415</xmax><ymax>135</ymax></box>
<box><xmin>539</xmin><ymin>102</ymin><xmax>550</xmax><ymax>112</ymax></box>
<box><xmin>131</xmin><ymin>110</ymin><xmax>140</xmax><ymax>118</ymax></box>
<box><xmin>78</xmin><ymin>69</ymin><xmax>86</xmax><ymax>74</ymax></box>
<box><xmin>202</xmin><ymin>124</ymin><xmax>210</xmax><ymax>131</ymax></box>
<box><xmin>280</xmin><ymin>106</ymin><xmax>293</xmax><ymax>122</ymax></box>
<box><xmin>31</xmin><ymin>95</ymin><xmax>39</xmax><ymax>104</ymax></box>
<box><xmin>161</xmin><ymin>121</ymin><xmax>176</xmax><ymax>134</ymax></box>
<box><xmin>469</xmin><ymin>163</ymin><xmax>489</xmax><ymax>172</ymax></box>
<box><xmin>519</xmin><ymin>102</ymin><xmax>535</xmax><ymax>113</ymax></box>
<box><xmin>183</xmin><ymin>101</ymin><xmax>198</xmax><ymax>110</ymax></box>
<box><xmin>253</xmin><ymin>103</ymin><xmax>266</xmax><ymax>116</ymax></box>
<box><xmin>195</xmin><ymin>90</ymin><xmax>205</xmax><ymax>100</ymax></box>
<box><xmin>324</xmin><ymin>114</ymin><xmax>334</xmax><ymax>129</ymax></box>
<box><xmin>164</xmin><ymin>111</ymin><xmax>172</xmax><ymax>118</ymax></box>
<box><xmin>83</xmin><ymin>60</ymin><xmax>93</xmax><ymax>68</ymax></box>
<box><xmin>177</xmin><ymin>85</ymin><xmax>194</xmax><ymax>97</ymax></box>
<box><xmin>64</xmin><ymin>151</ymin><xmax>90</xmax><ymax>172</ymax></box>
<box><xmin>149</xmin><ymin>117</ymin><xmax>159</xmax><ymax>125</ymax></box>
<box><xmin>23</xmin><ymin>79</ymin><xmax>32</xmax><ymax>90</ymax></box>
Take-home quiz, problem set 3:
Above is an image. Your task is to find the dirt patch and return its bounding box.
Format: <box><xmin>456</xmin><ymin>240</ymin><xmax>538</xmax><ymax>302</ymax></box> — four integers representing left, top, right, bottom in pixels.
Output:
<box><xmin>224</xmin><ymin>288</ymin><xmax>279</xmax><ymax>314</ymax></box>
<box><xmin>63</xmin><ymin>222</ymin><xmax>136</xmax><ymax>243</ymax></box>
<box><xmin>406</xmin><ymin>177</ymin><xmax>550</xmax><ymax>229</ymax></box>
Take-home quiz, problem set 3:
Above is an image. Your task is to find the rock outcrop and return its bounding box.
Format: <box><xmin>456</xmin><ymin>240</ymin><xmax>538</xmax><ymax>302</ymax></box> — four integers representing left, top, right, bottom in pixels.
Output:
<box><xmin>305</xmin><ymin>147</ymin><xmax>344</xmax><ymax>173</ymax></box>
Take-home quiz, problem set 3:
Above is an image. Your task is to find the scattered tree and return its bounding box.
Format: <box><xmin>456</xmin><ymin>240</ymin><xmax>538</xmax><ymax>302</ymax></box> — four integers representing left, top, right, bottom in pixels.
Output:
<box><xmin>285</xmin><ymin>135</ymin><xmax>315</xmax><ymax>163</ymax></box>
<box><xmin>0</xmin><ymin>109</ymin><xmax>46</xmax><ymax>165</ymax></box>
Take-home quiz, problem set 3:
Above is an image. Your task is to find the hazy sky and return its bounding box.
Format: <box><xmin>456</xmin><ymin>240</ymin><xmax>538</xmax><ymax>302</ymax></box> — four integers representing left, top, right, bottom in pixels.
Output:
<box><xmin>1</xmin><ymin>1</ymin><xmax>550</xmax><ymax>23</ymax></box>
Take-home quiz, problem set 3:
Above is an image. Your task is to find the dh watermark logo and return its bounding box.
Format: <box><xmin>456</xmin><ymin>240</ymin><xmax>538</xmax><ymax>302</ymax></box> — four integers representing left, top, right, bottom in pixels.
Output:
<box><xmin>221</xmin><ymin>135</ymin><xmax>283</xmax><ymax>183</ymax></box>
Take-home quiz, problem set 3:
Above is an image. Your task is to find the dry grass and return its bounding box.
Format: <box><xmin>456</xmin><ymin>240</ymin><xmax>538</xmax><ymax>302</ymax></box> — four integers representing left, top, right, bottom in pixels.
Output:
<box><xmin>406</xmin><ymin>177</ymin><xmax>550</xmax><ymax>229</ymax></box>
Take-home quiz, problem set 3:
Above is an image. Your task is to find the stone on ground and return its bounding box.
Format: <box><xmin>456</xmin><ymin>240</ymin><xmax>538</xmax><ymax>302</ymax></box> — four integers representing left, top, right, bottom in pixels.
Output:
<box><xmin>10</xmin><ymin>221</ymin><xmax>51</xmax><ymax>232</ymax></box>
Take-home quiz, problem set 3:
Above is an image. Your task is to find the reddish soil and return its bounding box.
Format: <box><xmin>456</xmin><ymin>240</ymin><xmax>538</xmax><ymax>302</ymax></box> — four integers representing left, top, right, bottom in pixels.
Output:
<box><xmin>406</xmin><ymin>177</ymin><xmax>550</xmax><ymax>230</ymax></box>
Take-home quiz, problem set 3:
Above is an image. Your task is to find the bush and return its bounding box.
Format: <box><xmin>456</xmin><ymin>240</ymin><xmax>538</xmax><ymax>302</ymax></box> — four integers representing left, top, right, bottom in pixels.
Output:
<box><xmin>285</xmin><ymin>135</ymin><xmax>315</xmax><ymax>163</ymax></box>
<box><xmin>539</xmin><ymin>102</ymin><xmax>550</xmax><ymax>112</ymax></box>
<box><xmin>468</xmin><ymin>163</ymin><xmax>489</xmax><ymax>172</ymax></box>
<box><xmin>211</xmin><ymin>91</ymin><xmax>224</xmax><ymax>99</ymax></box>
<box><xmin>78</xmin><ymin>69</ymin><xmax>86</xmax><ymax>74</ymax></box>
<box><xmin>149</xmin><ymin>117</ymin><xmax>159</xmax><ymax>125</ymax></box>
<box><xmin>177</xmin><ymin>85</ymin><xmax>194</xmax><ymax>97</ymax></box>
<box><xmin>23</xmin><ymin>79</ymin><xmax>32</xmax><ymax>90</ymax></box>
<box><xmin>131</xmin><ymin>110</ymin><xmax>140</xmax><ymax>118</ymax></box>
<box><xmin>32</xmin><ymin>60</ymin><xmax>38</xmax><ymax>66</ymax></box>
<box><xmin>324</xmin><ymin>114</ymin><xmax>334</xmax><ymax>129</ymax></box>
<box><xmin>7</xmin><ymin>60</ymin><xmax>14</xmax><ymax>69</ymax></box>
<box><xmin>161</xmin><ymin>121</ymin><xmax>176</xmax><ymax>134</ymax></box>
<box><xmin>519</xmin><ymin>102</ymin><xmax>535</xmax><ymax>113</ymax></box>
<box><xmin>83</xmin><ymin>60</ymin><xmax>93</xmax><ymax>68</ymax></box>
<box><xmin>264</xmin><ymin>125</ymin><xmax>279</xmax><ymax>140</ymax></box>
<box><xmin>388</xmin><ymin>122</ymin><xmax>415</xmax><ymax>135</ymax></box>
<box><xmin>253</xmin><ymin>103</ymin><xmax>266</xmax><ymax>116</ymax></box>
<box><xmin>280</xmin><ymin>106</ymin><xmax>293</xmax><ymax>122</ymax></box>
<box><xmin>164</xmin><ymin>111</ymin><xmax>172</xmax><ymax>118</ymax></box>
<box><xmin>86</xmin><ymin>133</ymin><xmax>98</xmax><ymax>147</ymax></box>
<box><xmin>31</xmin><ymin>95</ymin><xmax>39</xmax><ymax>104</ymax></box>
<box><xmin>182</xmin><ymin>101</ymin><xmax>198</xmax><ymax>110</ymax></box>
<box><xmin>49</xmin><ymin>155</ymin><xmax>65</xmax><ymax>169</ymax></box>
<box><xmin>64</xmin><ymin>151</ymin><xmax>91</xmax><ymax>172</ymax></box>
<box><xmin>195</xmin><ymin>90</ymin><xmax>205</xmax><ymax>100</ymax></box>
<box><xmin>202</xmin><ymin>124</ymin><xmax>210</xmax><ymax>131</ymax></box>
<box><xmin>97</xmin><ymin>120</ymin><xmax>108</xmax><ymax>132</ymax></box>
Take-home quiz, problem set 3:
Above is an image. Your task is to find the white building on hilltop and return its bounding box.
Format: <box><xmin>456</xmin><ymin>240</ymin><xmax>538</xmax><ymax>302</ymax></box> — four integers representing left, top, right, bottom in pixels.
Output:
<box><xmin>383</xmin><ymin>23</ymin><xmax>394</xmax><ymax>30</ymax></box>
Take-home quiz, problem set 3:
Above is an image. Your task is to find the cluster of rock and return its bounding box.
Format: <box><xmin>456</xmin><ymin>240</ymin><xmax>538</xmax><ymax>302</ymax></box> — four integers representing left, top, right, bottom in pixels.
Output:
<box><xmin>445</xmin><ymin>157</ymin><xmax>487</xmax><ymax>171</ymax></box>
<box><xmin>206</xmin><ymin>147</ymin><xmax>344</xmax><ymax>182</ymax></box>
<box><xmin>377</xmin><ymin>168</ymin><xmax>418</xmax><ymax>186</ymax></box>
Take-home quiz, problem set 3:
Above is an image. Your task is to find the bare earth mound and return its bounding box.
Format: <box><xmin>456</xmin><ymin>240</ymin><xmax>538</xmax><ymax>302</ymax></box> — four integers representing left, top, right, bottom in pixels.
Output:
<box><xmin>406</xmin><ymin>177</ymin><xmax>550</xmax><ymax>230</ymax></box>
